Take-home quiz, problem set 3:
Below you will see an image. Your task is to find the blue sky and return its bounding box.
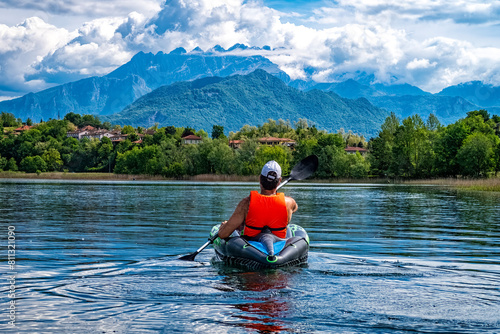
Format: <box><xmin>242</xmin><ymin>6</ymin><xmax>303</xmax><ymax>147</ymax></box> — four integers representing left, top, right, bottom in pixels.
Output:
<box><xmin>1</xmin><ymin>0</ymin><xmax>499</xmax><ymax>100</ymax></box>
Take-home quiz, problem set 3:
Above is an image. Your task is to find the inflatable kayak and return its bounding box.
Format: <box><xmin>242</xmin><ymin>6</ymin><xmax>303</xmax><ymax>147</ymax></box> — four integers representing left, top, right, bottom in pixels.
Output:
<box><xmin>210</xmin><ymin>224</ymin><xmax>309</xmax><ymax>270</ymax></box>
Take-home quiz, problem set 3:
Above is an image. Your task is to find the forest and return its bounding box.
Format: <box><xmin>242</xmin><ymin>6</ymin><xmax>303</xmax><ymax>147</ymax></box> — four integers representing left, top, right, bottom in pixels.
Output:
<box><xmin>1</xmin><ymin>110</ymin><xmax>499</xmax><ymax>179</ymax></box>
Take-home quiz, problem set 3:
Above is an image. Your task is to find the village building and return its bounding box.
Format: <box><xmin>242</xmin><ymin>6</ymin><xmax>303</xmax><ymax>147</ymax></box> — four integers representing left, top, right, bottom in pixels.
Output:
<box><xmin>14</xmin><ymin>125</ymin><xmax>34</xmax><ymax>134</ymax></box>
<box><xmin>229</xmin><ymin>137</ymin><xmax>296</xmax><ymax>149</ymax></box>
<box><xmin>229</xmin><ymin>140</ymin><xmax>245</xmax><ymax>149</ymax></box>
<box><xmin>345</xmin><ymin>146</ymin><xmax>368</xmax><ymax>155</ymax></box>
<box><xmin>182</xmin><ymin>134</ymin><xmax>203</xmax><ymax>144</ymax></box>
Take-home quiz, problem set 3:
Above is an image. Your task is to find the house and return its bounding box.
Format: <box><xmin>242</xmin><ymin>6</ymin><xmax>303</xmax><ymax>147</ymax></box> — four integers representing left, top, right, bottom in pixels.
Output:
<box><xmin>229</xmin><ymin>137</ymin><xmax>297</xmax><ymax>149</ymax></box>
<box><xmin>14</xmin><ymin>125</ymin><xmax>33</xmax><ymax>133</ymax></box>
<box><xmin>345</xmin><ymin>146</ymin><xmax>368</xmax><ymax>155</ymax></box>
<box><xmin>81</xmin><ymin>129</ymin><xmax>115</xmax><ymax>140</ymax></box>
<box><xmin>258</xmin><ymin>137</ymin><xmax>296</xmax><ymax>147</ymax></box>
<box><xmin>67</xmin><ymin>127</ymin><xmax>117</xmax><ymax>140</ymax></box>
<box><xmin>182</xmin><ymin>134</ymin><xmax>203</xmax><ymax>144</ymax></box>
<box><xmin>229</xmin><ymin>140</ymin><xmax>245</xmax><ymax>149</ymax></box>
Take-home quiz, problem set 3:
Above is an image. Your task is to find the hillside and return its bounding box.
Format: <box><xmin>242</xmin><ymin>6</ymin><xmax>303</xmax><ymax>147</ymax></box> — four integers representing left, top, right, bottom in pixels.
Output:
<box><xmin>104</xmin><ymin>70</ymin><xmax>390</xmax><ymax>138</ymax></box>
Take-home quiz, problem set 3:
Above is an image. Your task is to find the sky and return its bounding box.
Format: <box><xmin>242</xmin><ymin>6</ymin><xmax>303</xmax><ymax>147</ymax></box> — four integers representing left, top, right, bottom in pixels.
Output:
<box><xmin>1</xmin><ymin>0</ymin><xmax>500</xmax><ymax>101</ymax></box>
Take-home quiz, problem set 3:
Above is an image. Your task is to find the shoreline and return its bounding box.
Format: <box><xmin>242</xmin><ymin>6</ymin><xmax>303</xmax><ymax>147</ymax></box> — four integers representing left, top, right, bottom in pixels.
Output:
<box><xmin>1</xmin><ymin>171</ymin><xmax>499</xmax><ymax>191</ymax></box>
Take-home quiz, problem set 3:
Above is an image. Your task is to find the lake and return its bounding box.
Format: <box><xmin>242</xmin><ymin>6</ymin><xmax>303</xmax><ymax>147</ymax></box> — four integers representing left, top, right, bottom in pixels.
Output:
<box><xmin>0</xmin><ymin>180</ymin><xmax>499</xmax><ymax>333</ymax></box>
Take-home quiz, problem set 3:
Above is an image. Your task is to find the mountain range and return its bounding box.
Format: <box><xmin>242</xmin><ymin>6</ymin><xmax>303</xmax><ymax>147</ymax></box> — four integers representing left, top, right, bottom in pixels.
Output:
<box><xmin>1</xmin><ymin>44</ymin><xmax>500</xmax><ymax>137</ymax></box>
<box><xmin>0</xmin><ymin>45</ymin><xmax>290</xmax><ymax>121</ymax></box>
<box><xmin>103</xmin><ymin>69</ymin><xmax>390</xmax><ymax>138</ymax></box>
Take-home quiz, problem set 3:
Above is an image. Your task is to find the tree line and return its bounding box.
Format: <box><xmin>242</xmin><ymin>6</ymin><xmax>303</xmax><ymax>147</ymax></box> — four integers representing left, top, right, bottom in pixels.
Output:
<box><xmin>1</xmin><ymin>110</ymin><xmax>499</xmax><ymax>179</ymax></box>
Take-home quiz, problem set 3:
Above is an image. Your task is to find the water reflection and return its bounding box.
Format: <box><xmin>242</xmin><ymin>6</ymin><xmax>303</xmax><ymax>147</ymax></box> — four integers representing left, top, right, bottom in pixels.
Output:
<box><xmin>220</xmin><ymin>269</ymin><xmax>293</xmax><ymax>333</ymax></box>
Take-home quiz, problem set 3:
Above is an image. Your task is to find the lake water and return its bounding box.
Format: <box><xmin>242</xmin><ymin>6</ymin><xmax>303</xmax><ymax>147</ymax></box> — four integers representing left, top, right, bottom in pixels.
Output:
<box><xmin>0</xmin><ymin>180</ymin><xmax>499</xmax><ymax>333</ymax></box>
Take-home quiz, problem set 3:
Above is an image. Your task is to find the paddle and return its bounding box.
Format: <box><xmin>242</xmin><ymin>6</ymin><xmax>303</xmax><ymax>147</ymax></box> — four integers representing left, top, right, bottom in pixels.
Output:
<box><xmin>179</xmin><ymin>154</ymin><xmax>319</xmax><ymax>261</ymax></box>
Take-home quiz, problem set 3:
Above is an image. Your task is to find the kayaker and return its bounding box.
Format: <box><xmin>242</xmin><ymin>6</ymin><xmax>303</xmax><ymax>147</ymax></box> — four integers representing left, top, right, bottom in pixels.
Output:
<box><xmin>218</xmin><ymin>160</ymin><xmax>298</xmax><ymax>239</ymax></box>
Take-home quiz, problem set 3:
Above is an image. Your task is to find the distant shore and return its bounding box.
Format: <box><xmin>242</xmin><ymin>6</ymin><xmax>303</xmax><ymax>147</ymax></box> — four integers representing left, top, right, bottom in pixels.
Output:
<box><xmin>1</xmin><ymin>171</ymin><xmax>499</xmax><ymax>191</ymax></box>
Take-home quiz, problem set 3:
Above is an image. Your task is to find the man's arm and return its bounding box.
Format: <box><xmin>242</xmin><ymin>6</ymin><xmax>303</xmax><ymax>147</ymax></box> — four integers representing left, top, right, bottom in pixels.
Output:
<box><xmin>217</xmin><ymin>196</ymin><xmax>250</xmax><ymax>239</ymax></box>
<box><xmin>285</xmin><ymin>196</ymin><xmax>298</xmax><ymax>222</ymax></box>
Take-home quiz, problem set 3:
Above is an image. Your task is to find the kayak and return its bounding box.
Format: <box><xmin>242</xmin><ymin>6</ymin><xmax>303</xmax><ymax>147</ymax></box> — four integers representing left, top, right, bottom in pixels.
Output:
<box><xmin>210</xmin><ymin>224</ymin><xmax>309</xmax><ymax>270</ymax></box>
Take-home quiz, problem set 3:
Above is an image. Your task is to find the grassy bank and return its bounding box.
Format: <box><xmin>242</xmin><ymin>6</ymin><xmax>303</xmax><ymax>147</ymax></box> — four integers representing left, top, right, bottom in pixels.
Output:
<box><xmin>0</xmin><ymin>171</ymin><xmax>258</xmax><ymax>182</ymax></box>
<box><xmin>0</xmin><ymin>171</ymin><xmax>165</xmax><ymax>180</ymax></box>
<box><xmin>1</xmin><ymin>171</ymin><xmax>499</xmax><ymax>191</ymax></box>
<box><xmin>403</xmin><ymin>177</ymin><xmax>500</xmax><ymax>192</ymax></box>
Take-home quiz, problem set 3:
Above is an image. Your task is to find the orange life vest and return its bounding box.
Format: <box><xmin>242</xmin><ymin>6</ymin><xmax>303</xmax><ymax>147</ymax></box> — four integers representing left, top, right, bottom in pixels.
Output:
<box><xmin>243</xmin><ymin>191</ymin><xmax>288</xmax><ymax>238</ymax></box>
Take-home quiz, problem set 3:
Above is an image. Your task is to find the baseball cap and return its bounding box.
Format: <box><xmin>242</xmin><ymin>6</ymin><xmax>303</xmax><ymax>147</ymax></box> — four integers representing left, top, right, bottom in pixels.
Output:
<box><xmin>261</xmin><ymin>160</ymin><xmax>282</xmax><ymax>180</ymax></box>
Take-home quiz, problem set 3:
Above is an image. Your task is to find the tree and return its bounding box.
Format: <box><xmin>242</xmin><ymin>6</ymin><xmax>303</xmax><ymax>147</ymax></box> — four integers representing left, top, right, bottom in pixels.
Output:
<box><xmin>467</xmin><ymin>109</ymin><xmax>490</xmax><ymax>122</ymax></box>
<box><xmin>368</xmin><ymin>112</ymin><xmax>400</xmax><ymax>177</ymax></box>
<box><xmin>0</xmin><ymin>155</ymin><xmax>7</xmax><ymax>170</ymax></box>
<box><xmin>20</xmin><ymin>156</ymin><xmax>47</xmax><ymax>173</ymax></box>
<box><xmin>26</xmin><ymin>118</ymin><xmax>33</xmax><ymax>126</ymax></box>
<box><xmin>457</xmin><ymin>132</ymin><xmax>495</xmax><ymax>177</ymax></box>
<box><xmin>6</xmin><ymin>158</ymin><xmax>17</xmax><ymax>171</ymax></box>
<box><xmin>392</xmin><ymin>115</ymin><xmax>434</xmax><ymax>178</ymax></box>
<box><xmin>212</xmin><ymin>125</ymin><xmax>226</xmax><ymax>139</ymax></box>
<box><xmin>207</xmin><ymin>140</ymin><xmax>235</xmax><ymax>174</ymax></box>
<box><xmin>1</xmin><ymin>112</ymin><xmax>19</xmax><ymax>127</ymax></box>
<box><xmin>63</xmin><ymin>112</ymin><xmax>83</xmax><ymax>127</ymax></box>
<box><xmin>181</xmin><ymin>127</ymin><xmax>195</xmax><ymax>138</ymax></box>
<box><xmin>165</xmin><ymin>126</ymin><xmax>177</xmax><ymax>136</ymax></box>
<box><xmin>121</xmin><ymin>125</ymin><xmax>135</xmax><ymax>134</ymax></box>
<box><xmin>235</xmin><ymin>140</ymin><xmax>260</xmax><ymax>175</ymax></box>
<box><xmin>42</xmin><ymin>148</ymin><xmax>63</xmax><ymax>171</ymax></box>
<box><xmin>255</xmin><ymin>145</ymin><xmax>291</xmax><ymax>176</ymax></box>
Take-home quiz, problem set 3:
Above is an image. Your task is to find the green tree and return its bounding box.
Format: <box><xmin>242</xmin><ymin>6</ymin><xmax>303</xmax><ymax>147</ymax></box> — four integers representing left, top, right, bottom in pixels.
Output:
<box><xmin>42</xmin><ymin>148</ymin><xmax>63</xmax><ymax>171</ymax></box>
<box><xmin>121</xmin><ymin>125</ymin><xmax>135</xmax><ymax>135</ymax></box>
<box><xmin>368</xmin><ymin>112</ymin><xmax>399</xmax><ymax>177</ymax></box>
<box><xmin>6</xmin><ymin>158</ymin><xmax>18</xmax><ymax>171</ymax></box>
<box><xmin>1</xmin><ymin>112</ymin><xmax>20</xmax><ymax>127</ymax></box>
<box><xmin>392</xmin><ymin>115</ymin><xmax>434</xmax><ymax>178</ymax></box>
<box><xmin>255</xmin><ymin>145</ymin><xmax>291</xmax><ymax>176</ymax></box>
<box><xmin>212</xmin><ymin>125</ymin><xmax>226</xmax><ymax>139</ymax></box>
<box><xmin>20</xmin><ymin>156</ymin><xmax>47</xmax><ymax>173</ymax></box>
<box><xmin>207</xmin><ymin>140</ymin><xmax>235</xmax><ymax>174</ymax></box>
<box><xmin>348</xmin><ymin>152</ymin><xmax>370</xmax><ymax>178</ymax></box>
<box><xmin>0</xmin><ymin>155</ymin><xmax>7</xmax><ymax>170</ymax></box>
<box><xmin>63</xmin><ymin>112</ymin><xmax>83</xmax><ymax>127</ymax></box>
<box><xmin>457</xmin><ymin>132</ymin><xmax>496</xmax><ymax>177</ymax></box>
<box><xmin>114</xmin><ymin>145</ymin><xmax>166</xmax><ymax>175</ymax></box>
<box><xmin>234</xmin><ymin>140</ymin><xmax>260</xmax><ymax>175</ymax></box>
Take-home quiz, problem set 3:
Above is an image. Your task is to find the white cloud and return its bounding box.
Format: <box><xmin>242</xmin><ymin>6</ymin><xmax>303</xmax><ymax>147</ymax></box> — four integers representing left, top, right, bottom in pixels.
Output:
<box><xmin>1</xmin><ymin>0</ymin><xmax>500</xmax><ymax>97</ymax></box>
<box><xmin>0</xmin><ymin>0</ymin><xmax>162</xmax><ymax>17</ymax></box>
<box><xmin>406</xmin><ymin>58</ymin><xmax>437</xmax><ymax>70</ymax></box>
<box><xmin>0</xmin><ymin>17</ymin><xmax>76</xmax><ymax>95</ymax></box>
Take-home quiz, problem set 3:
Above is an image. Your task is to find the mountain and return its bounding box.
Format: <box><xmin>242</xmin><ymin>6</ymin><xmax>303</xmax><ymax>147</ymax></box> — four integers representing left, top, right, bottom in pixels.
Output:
<box><xmin>0</xmin><ymin>45</ymin><xmax>291</xmax><ymax>122</ymax></box>
<box><xmin>370</xmin><ymin>95</ymin><xmax>478</xmax><ymax>124</ymax></box>
<box><xmin>437</xmin><ymin>81</ymin><xmax>500</xmax><ymax>108</ymax></box>
<box><xmin>310</xmin><ymin>80</ymin><xmax>430</xmax><ymax>100</ymax></box>
<box><xmin>310</xmin><ymin>79</ymin><xmax>487</xmax><ymax>123</ymax></box>
<box><xmin>104</xmin><ymin>70</ymin><xmax>391</xmax><ymax>138</ymax></box>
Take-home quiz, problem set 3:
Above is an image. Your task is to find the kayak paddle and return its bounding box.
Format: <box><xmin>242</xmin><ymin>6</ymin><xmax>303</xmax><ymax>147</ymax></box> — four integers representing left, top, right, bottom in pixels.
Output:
<box><xmin>178</xmin><ymin>154</ymin><xmax>319</xmax><ymax>261</ymax></box>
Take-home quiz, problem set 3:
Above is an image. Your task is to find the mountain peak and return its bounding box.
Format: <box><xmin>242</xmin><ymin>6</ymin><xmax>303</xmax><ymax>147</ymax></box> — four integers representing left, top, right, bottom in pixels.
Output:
<box><xmin>209</xmin><ymin>45</ymin><xmax>226</xmax><ymax>53</ymax></box>
<box><xmin>228</xmin><ymin>43</ymin><xmax>249</xmax><ymax>51</ymax></box>
<box><xmin>170</xmin><ymin>47</ymin><xmax>187</xmax><ymax>55</ymax></box>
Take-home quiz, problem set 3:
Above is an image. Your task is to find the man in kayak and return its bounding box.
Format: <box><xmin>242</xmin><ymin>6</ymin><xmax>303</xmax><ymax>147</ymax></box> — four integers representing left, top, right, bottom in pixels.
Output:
<box><xmin>217</xmin><ymin>160</ymin><xmax>298</xmax><ymax>239</ymax></box>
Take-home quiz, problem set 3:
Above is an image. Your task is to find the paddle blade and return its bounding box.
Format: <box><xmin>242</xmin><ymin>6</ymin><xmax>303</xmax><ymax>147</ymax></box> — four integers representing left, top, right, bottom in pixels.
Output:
<box><xmin>289</xmin><ymin>155</ymin><xmax>319</xmax><ymax>181</ymax></box>
<box><xmin>179</xmin><ymin>252</ymin><xmax>198</xmax><ymax>261</ymax></box>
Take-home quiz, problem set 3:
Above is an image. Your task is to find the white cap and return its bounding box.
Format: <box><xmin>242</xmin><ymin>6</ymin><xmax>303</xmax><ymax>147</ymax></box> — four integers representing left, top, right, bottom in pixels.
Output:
<box><xmin>261</xmin><ymin>160</ymin><xmax>282</xmax><ymax>180</ymax></box>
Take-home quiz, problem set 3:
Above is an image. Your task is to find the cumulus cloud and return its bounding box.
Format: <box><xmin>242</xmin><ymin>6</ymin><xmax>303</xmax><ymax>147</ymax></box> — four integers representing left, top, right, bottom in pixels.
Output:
<box><xmin>29</xmin><ymin>17</ymin><xmax>134</xmax><ymax>83</ymax></box>
<box><xmin>2</xmin><ymin>0</ymin><xmax>500</xmax><ymax>98</ymax></box>
<box><xmin>0</xmin><ymin>0</ymin><xmax>162</xmax><ymax>17</ymax></box>
<box><xmin>333</xmin><ymin>0</ymin><xmax>500</xmax><ymax>25</ymax></box>
<box><xmin>0</xmin><ymin>17</ymin><xmax>76</xmax><ymax>96</ymax></box>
